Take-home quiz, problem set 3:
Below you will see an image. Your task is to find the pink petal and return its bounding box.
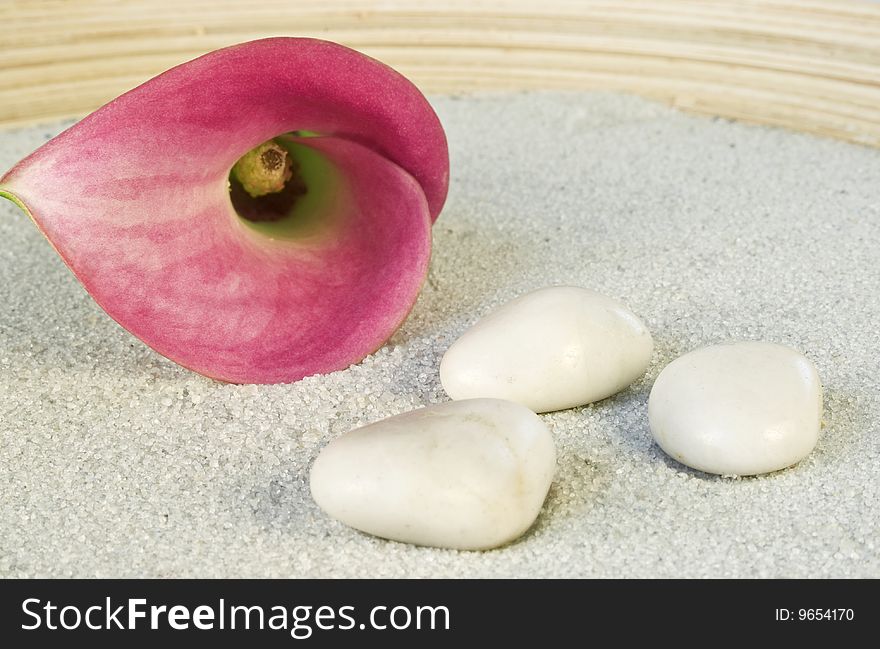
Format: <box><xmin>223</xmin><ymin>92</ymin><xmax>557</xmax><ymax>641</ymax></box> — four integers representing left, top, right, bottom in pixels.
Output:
<box><xmin>0</xmin><ymin>38</ymin><xmax>447</xmax><ymax>383</ymax></box>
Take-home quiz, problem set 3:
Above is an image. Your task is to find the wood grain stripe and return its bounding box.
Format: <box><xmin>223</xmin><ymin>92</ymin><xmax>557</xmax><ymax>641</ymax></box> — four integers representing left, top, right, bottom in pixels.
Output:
<box><xmin>2</xmin><ymin>0</ymin><xmax>879</xmax><ymax>146</ymax></box>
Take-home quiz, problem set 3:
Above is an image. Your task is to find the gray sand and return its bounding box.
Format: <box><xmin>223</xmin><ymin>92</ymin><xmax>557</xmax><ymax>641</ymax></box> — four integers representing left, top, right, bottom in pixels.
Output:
<box><xmin>1</xmin><ymin>92</ymin><xmax>878</xmax><ymax>578</ymax></box>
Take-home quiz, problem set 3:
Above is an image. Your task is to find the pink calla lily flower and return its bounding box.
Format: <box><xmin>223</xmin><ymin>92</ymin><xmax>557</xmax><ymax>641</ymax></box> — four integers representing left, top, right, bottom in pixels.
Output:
<box><xmin>0</xmin><ymin>38</ymin><xmax>449</xmax><ymax>383</ymax></box>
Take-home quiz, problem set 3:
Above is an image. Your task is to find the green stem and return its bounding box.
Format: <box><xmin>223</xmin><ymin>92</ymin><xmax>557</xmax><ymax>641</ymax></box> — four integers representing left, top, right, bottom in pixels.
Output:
<box><xmin>0</xmin><ymin>188</ymin><xmax>30</xmax><ymax>217</ymax></box>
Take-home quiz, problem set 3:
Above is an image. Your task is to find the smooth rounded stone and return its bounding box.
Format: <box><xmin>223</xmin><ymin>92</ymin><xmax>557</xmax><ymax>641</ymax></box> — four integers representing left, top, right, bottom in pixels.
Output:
<box><xmin>309</xmin><ymin>398</ymin><xmax>556</xmax><ymax>550</ymax></box>
<box><xmin>648</xmin><ymin>342</ymin><xmax>823</xmax><ymax>476</ymax></box>
<box><xmin>439</xmin><ymin>286</ymin><xmax>653</xmax><ymax>413</ymax></box>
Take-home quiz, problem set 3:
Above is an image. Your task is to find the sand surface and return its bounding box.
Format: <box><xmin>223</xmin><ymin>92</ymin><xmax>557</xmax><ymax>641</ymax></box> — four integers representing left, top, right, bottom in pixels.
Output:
<box><xmin>1</xmin><ymin>92</ymin><xmax>878</xmax><ymax>578</ymax></box>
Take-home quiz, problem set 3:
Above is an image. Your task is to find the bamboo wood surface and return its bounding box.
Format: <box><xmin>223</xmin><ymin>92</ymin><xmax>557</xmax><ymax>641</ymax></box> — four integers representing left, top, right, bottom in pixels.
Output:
<box><xmin>1</xmin><ymin>0</ymin><xmax>879</xmax><ymax>146</ymax></box>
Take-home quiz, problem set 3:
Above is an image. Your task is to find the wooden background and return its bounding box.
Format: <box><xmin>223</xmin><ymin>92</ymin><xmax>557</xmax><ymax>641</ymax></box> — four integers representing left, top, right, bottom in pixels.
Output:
<box><xmin>2</xmin><ymin>0</ymin><xmax>879</xmax><ymax>146</ymax></box>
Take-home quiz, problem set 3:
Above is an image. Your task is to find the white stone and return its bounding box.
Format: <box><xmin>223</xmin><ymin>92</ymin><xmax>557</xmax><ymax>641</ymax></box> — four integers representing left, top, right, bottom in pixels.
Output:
<box><xmin>439</xmin><ymin>286</ymin><xmax>653</xmax><ymax>413</ymax></box>
<box><xmin>309</xmin><ymin>398</ymin><xmax>556</xmax><ymax>550</ymax></box>
<box><xmin>648</xmin><ymin>342</ymin><xmax>822</xmax><ymax>476</ymax></box>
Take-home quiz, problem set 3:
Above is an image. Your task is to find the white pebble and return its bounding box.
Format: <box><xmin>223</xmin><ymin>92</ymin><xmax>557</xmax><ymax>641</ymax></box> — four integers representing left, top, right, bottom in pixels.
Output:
<box><xmin>439</xmin><ymin>286</ymin><xmax>653</xmax><ymax>413</ymax></box>
<box><xmin>648</xmin><ymin>342</ymin><xmax>822</xmax><ymax>476</ymax></box>
<box><xmin>309</xmin><ymin>398</ymin><xmax>556</xmax><ymax>550</ymax></box>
